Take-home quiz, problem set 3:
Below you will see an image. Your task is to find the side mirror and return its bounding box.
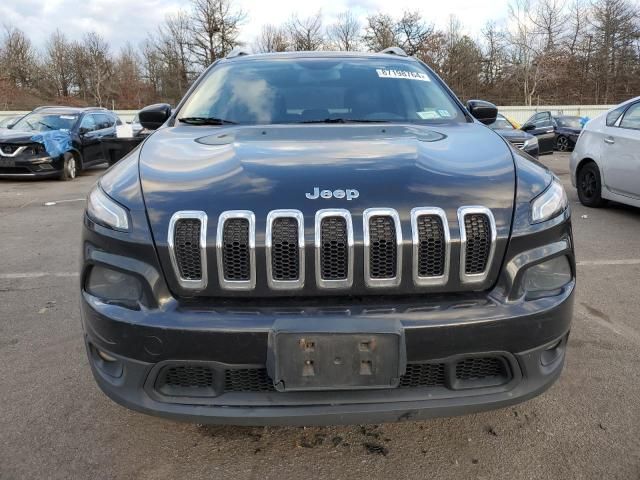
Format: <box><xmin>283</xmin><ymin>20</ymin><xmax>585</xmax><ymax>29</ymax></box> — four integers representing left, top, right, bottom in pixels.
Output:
<box><xmin>139</xmin><ymin>103</ymin><xmax>172</xmax><ymax>130</ymax></box>
<box><xmin>521</xmin><ymin>123</ymin><xmax>534</xmax><ymax>132</ymax></box>
<box><xmin>466</xmin><ymin>100</ymin><xmax>498</xmax><ymax>125</ymax></box>
<box><xmin>78</xmin><ymin>127</ymin><xmax>89</xmax><ymax>135</ymax></box>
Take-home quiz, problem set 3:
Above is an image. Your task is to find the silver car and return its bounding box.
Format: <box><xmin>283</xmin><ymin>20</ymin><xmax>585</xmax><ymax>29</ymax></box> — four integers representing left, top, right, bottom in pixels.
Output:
<box><xmin>570</xmin><ymin>97</ymin><xmax>640</xmax><ymax>208</ymax></box>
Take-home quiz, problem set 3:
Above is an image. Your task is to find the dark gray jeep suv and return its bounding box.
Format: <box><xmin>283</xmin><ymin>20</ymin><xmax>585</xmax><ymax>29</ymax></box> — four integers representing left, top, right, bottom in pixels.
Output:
<box><xmin>80</xmin><ymin>48</ymin><xmax>574</xmax><ymax>425</ymax></box>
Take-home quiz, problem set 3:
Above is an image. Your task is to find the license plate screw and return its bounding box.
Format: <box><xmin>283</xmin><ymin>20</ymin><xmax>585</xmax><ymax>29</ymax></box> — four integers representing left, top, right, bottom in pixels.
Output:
<box><xmin>303</xmin><ymin>360</ymin><xmax>315</xmax><ymax>376</ymax></box>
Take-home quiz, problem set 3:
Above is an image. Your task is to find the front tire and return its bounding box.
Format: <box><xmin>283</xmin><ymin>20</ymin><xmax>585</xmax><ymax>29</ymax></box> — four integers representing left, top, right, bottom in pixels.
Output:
<box><xmin>577</xmin><ymin>162</ymin><xmax>606</xmax><ymax>207</ymax></box>
<box><xmin>58</xmin><ymin>153</ymin><xmax>77</xmax><ymax>181</ymax></box>
<box><xmin>556</xmin><ymin>135</ymin><xmax>570</xmax><ymax>152</ymax></box>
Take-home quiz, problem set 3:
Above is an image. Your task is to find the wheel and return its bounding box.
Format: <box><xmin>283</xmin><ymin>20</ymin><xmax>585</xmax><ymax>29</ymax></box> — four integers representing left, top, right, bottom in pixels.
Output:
<box><xmin>556</xmin><ymin>135</ymin><xmax>570</xmax><ymax>152</ymax></box>
<box><xmin>58</xmin><ymin>153</ymin><xmax>77</xmax><ymax>181</ymax></box>
<box><xmin>577</xmin><ymin>162</ymin><xmax>606</xmax><ymax>207</ymax></box>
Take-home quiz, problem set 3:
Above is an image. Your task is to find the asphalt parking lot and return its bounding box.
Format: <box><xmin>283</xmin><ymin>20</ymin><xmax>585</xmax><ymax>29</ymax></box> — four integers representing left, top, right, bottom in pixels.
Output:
<box><xmin>1</xmin><ymin>153</ymin><xmax>639</xmax><ymax>480</ymax></box>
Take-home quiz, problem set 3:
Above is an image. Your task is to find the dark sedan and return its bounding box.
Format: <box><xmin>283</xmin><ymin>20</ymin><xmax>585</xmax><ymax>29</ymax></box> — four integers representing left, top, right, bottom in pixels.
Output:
<box><xmin>488</xmin><ymin>113</ymin><xmax>539</xmax><ymax>158</ymax></box>
<box><xmin>521</xmin><ymin>112</ymin><xmax>583</xmax><ymax>153</ymax></box>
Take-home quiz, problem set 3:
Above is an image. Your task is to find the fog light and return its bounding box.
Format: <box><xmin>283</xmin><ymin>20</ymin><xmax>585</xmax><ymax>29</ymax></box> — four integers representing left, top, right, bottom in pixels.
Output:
<box><xmin>97</xmin><ymin>349</ymin><xmax>118</xmax><ymax>362</ymax></box>
<box><xmin>523</xmin><ymin>256</ymin><xmax>572</xmax><ymax>298</ymax></box>
<box><xmin>86</xmin><ymin>265</ymin><xmax>142</xmax><ymax>307</ymax></box>
<box><xmin>90</xmin><ymin>344</ymin><xmax>123</xmax><ymax>378</ymax></box>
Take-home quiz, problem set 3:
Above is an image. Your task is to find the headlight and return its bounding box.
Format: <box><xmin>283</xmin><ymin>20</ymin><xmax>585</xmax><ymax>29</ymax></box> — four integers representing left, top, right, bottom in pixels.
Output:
<box><xmin>522</xmin><ymin>256</ymin><xmax>572</xmax><ymax>298</ymax></box>
<box><xmin>530</xmin><ymin>179</ymin><xmax>568</xmax><ymax>224</ymax></box>
<box><xmin>87</xmin><ymin>185</ymin><xmax>129</xmax><ymax>231</ymax></box>
<box><xmin>86</xmin><ymin>265</ymin><xmax>142</xmax><ymax>307</ymax></box>
<box><xmin>523</xmin><ymin>136</ymin><xmax>538</xmax><ymax>149</ymax></box>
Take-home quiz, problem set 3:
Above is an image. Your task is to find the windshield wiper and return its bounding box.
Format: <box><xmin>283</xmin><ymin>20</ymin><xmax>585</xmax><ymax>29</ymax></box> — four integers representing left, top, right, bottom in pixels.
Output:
<box><xmin>299</xmin><ymin>118</ymin><xmax>391</xmax><ymax>124</ymax></box>
<box><xmin>38</xmin><ymin>121</ymin><xmax>56</xmax><ymax>130</ymax></box>
<box><xmin>178</xmin><ymin>117</ymin><xmax>237</xmax><ymax>125</ymax></box>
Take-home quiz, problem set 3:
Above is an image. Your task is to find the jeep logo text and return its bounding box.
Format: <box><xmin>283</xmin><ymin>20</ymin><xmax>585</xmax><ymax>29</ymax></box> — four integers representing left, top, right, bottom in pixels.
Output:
<box><xmin>305</xmin><ymin>187</ymin><xmax>359</xmax><ymax>201</ymax></box>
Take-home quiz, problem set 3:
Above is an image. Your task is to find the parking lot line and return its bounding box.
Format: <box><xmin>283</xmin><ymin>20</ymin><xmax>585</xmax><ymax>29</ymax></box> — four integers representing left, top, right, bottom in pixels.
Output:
<box><xmin>576</xmin><ymin>259</ymin><xmax>640</xmax><ymax>266</ymax></box>
<box><xmin>0</xmin><ymin>272</ymin><xmax>79</xmax><ymax>279</ymax></box>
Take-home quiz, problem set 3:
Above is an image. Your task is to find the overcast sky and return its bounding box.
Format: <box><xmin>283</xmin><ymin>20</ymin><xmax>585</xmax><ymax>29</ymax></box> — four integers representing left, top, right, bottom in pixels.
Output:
<box><xmin>1</xmin><ymin>0</ymin><xmax>510</xmax><ymax>51</ymax></box>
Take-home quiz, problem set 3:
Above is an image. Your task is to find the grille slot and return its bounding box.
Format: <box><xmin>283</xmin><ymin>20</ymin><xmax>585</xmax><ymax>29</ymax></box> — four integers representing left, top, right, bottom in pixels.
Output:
<box><xmin>272</xmin><ymin>218</ymin><xmax>299</xmax><ymax>280</ymax></box>
<box><xmin>369</xmin><ymin>216</ymin><xmax>397</xmax><ymax>278</ymax></box>
<box><xmin>174</xmin><ymin>219</ymin><xmax>202</xmax><ymax>280</ymax></box>
<box><xmin>411</xmin><ymin>207</ymin><xmax>450</xmax><ymax>286</ymax></box>
<box><xmin>224</xmin><ymin>368</ymin><xmax>275</xmax><ymax>392</ymax></box>
<box><xmin>266</xmin><ymin>210</ymin><xmax>304</xmax><ymax>289</ymax></box>
<box><xmin>464</xmin><ymin>214</ymin><xmax>491</xmax><ymax>274</ymax></box>
<box><xmin>458</xmin><ymin>207</ymin><xmax>495</xmax><ymax>283</ymax></box>
<box><xmin>316</xmin><ymin>210</ymin><xmax>353</xmax><ymax>288</ymax></box>
<box><xmin>399</xmin><ymin>363</ymin><xmax>446</xmax><ymax>387</ymax></box>
<box><xmin>363</xmin><ymin>209</ymin><xmax>402</xmax><ymax>287</ymax></box>
<box><xmin>223</xmin><ymin>219</ymin><xmax>250</xmax><ymax>280</ymax></box>
<box><xmin>417</xmin><ymin>216</ymin><xmax>445</xmax><ymax>277</ymax></box>
<box><xmin>321</xmin><ymin>217</ymin><xmax>348</xmax><ymax>279</ymax></box>
<box><xmin>217</xmin><ymin>211</ymin><xmax>255</xmax><ymax>290</ymax></box>
<box><xmin>168</xmin><ymin>211</ymin><xmax>207</xmax><ymax>290</ymax></box>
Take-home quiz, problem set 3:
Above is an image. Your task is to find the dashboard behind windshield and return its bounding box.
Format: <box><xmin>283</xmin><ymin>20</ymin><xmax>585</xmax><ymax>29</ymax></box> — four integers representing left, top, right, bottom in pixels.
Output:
<box><xmin>179</xmin><ymin>57</ymin><xmax>466</xmax><ymax>125</ymax></box>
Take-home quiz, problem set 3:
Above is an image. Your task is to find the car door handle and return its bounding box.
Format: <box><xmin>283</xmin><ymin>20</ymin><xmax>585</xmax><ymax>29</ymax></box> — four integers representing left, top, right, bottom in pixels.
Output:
<box><xmin>545</xmin><ymin>129</ymin><xmax>554</xmax><ymax>134</ymax></box>
<box><xmin>604</xmin><ymin>137</ymin><xmax>615</xmax><ymax>144</ymax></box>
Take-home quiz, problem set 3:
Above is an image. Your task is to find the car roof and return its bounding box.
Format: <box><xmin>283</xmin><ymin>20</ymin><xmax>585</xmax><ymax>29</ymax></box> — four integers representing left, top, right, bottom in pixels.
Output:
<box><xmin>33</xmin><ymin>106</ymin><xmax>110</xmax><ymax>115</ymax></box>
<box><xmin>219</xmin><ymin>50</ymin><xmax>418</xmax><ymax>64</ymax></box>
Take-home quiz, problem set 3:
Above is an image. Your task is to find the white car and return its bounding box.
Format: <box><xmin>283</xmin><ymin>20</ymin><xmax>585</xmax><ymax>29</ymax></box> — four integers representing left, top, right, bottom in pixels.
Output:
<box><xmin>570</xmin><ymin>96</ymin><xmax>640</xmax><ymax>208</ymax></box>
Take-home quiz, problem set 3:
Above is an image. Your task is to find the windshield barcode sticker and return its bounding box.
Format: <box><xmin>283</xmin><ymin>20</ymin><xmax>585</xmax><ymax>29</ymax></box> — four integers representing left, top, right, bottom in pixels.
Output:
<box><xmin>376</xmin><ymin>69</ymin><xmax>430</xmax><ymax>82</ymax></box>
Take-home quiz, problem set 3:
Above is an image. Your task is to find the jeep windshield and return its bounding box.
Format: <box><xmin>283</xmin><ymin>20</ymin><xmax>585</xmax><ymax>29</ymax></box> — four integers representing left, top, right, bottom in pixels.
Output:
<box><xmin>12</xmin><ymin>112</ymin><xmax>78</xmax><ymax>132</ymax></box>
<box><xmin>178</xmin><ymin>57</ymin><xmax>466</xmax><ymax>125</ymax></box>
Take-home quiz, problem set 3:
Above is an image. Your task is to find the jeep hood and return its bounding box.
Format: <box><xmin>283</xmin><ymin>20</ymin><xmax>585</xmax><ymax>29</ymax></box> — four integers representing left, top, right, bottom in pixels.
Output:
<box><xmin>138</xmin><ymin>123</ymin><xmax>516</xmax><ymax>296</ymax></box>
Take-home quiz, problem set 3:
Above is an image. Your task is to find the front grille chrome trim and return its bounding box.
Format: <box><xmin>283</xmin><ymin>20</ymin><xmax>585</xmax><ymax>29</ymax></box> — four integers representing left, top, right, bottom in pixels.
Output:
<box><xmin>266</xmin><ymin>209</ymin><xmax>305</xmax><ymax>290</ymax></box>
<box><xmin>457</xmin><ymin>206</ymin><xmax>496</xmax><ymax>284</ymax></box>
<box><xmin>411</xmin><ymin>207</ymin><xmax>450</xmax><ymax>286</ymax></box>
<box><xmin>216</xmin><ymin>210</ymin><xmax>256</xmax><ymax>290</ymax></box>
<box><xmin>167</xmin><ymin>211</ymin><xmax>208</xmax><ymax>290</ymax></box>
<box><xmin>315</xmin><ymin>209</ymin><xmax>354</xmax><ymax>289</ymax></box>
<box><xmin>363</xmin><ymin>208</ymin><xmax>402</xmax><ymax>288</ymax></box>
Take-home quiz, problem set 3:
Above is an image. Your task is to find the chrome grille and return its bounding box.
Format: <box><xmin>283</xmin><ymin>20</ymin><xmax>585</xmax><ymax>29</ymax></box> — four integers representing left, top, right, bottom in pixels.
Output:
<box><xmin>458</xmin><ymin>207</ymin><xmax>496</xmax><ymax>284</ymax></box>
<box><xmin>363</xmin><ymin>208</ymin><xmax>402</xmax><ymax>287</ymax></box>
<box><xmin>411</xmin><ymin>207</ymin><xmax>450</xmax><ymax>286</ymax></box>
<box><xmin>266</xmin><ymin>210</ymin><xmax>305</xmax><ymax>289</ymax></box>
<box><xmin>168</xmin><ymin>211</ymin><xmax>207</xmax><ymax>290</ymax></box>
<box><xmin>216</xmin><ymin>211</ymin><xmax>256</xmax><ymax>290</ymax></box>
<box><xmin>168</xmin><ymin>206</ymin><xmax>496</xmax><ymax>291</ymax></box>
<box><xmin>315</xmin><ymin>209</ymin><xmax>354</xmax><ymax>288</ymax></box>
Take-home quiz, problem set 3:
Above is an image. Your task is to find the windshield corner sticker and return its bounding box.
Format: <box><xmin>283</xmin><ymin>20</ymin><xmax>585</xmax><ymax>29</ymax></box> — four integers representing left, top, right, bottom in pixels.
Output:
<box><xmin>376</xmin><ymin>68</ymin><xmax>431</xmax><ymax>82</ymax></box>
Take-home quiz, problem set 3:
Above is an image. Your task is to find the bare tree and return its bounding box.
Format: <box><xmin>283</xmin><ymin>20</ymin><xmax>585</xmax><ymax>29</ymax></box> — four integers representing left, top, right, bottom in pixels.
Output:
<box><xmin>396</xmin><ymin>11</ymin><xmax>434</xmax><ymax>56</ymax></box>
<box><xmin>327</xmin><ymin>12</ymin><xmax>361</xmax><ymax>51</ymax></box>
<box><xmin>287</xmin><ymin>12</ymin><xmax>324</xmax><ymax>51</ymax></box>
<box><xmin>82</xmin><ymin>32</ymin><xmax>113</xmax><ymax>106</ymax></box>
<box><xmin>0</xmin><ymin>25</ymin><xmax>36</xmax><ymax>88</ymax></box>
<box><xmin>254</xmin><ymin>24</ymin><xmax>289</xmax><ymax>53</ymax></box>
<box><xmin>44</xmin><ymin>30</ymin><xmax>74</xmax><ymax>97</ymax></box>
<box><xmin>189</xmin><ymin>0</ymin><xmax>246</xmax><ymax>67</ymax></box>
<box><xmin>362</xmin><ymin>13</ymin><xmax>398</xmax><ymax>52</ymax></box>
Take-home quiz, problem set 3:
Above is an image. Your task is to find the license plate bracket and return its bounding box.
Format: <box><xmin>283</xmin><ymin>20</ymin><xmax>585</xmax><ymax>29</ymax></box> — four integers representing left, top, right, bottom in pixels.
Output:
<box><xmin>267</xmin><ymin>318</ymin><xmax>405</xmax><ymax>392</ymax></box>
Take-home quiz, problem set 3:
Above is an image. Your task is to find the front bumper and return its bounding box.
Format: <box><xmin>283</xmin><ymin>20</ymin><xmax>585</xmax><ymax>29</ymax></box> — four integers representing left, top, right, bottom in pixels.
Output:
<box><xmin>0</xmin><ymin>155</ymin><xmax>62</xmax><ymax>177</ymax></box>
<box><xmin>82</xmin><ymin>282</ymin><xmax>574</xmax><ymax>425</ymax></box>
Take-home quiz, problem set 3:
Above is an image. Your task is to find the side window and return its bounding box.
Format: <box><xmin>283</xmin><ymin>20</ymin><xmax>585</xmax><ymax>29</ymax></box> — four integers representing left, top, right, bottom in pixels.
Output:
<box><xmin>619</xmin><ymin>103</ymin><xmax>640</xmax><ymax>130</ymax></box>
<box><xmin>606</xmin><ymin>105</ymin><xmax>626</xmax><ymax>127</ymax></box>
<box><xmin>95</xmin><ymin>113</ymin><xmax>113</xmax><ymax>130</ymax></box>
<box><xmin>80</xmin><ymin>115</ymin><xmax>97</xmax><ymax>132</ymax></box>
<box><xmin>533</xmin><ymin>113</ymin><xmax>550</xmax><ymax>128</ymax></box>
